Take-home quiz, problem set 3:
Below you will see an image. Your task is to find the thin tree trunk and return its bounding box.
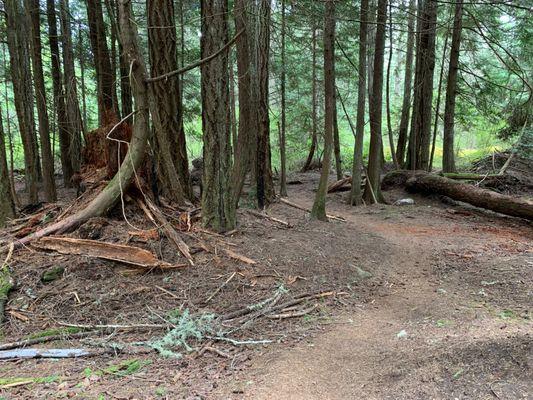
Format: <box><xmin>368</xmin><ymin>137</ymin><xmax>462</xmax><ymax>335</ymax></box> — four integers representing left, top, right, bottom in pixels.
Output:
<box><xmin>77</xmin><ymin>24</ymin><xmax>88</xmax><ymax>133</ymax></box>
<box><xmin>229</xmin><ymin>50</ymin><xmax>237</xmax><ymax>157</ymax></box>
<box><xmin>385</xmin><ymin>0</ymin><xmax>398</xmax><ymax>169</ymax></box>
<box><xmin>302</xmin><ymin>27</ymin><xmax>318</xmax><ymax>172</ymax></box>
<box><xmin>5</xmin><ymin>0</ymin><xmax>39</xmax><ymax>204</ymax></box>
<box><xmin>429</xmin><ymin>30</ymin><xmax>450</xmax><ymax>172</ymax></box>
<box><xmin>25</xmin><ymin>0</ymin><xmax>57</xmax><ymax>201</ymax></box>
<box><xmin>311</xmin><ymin>0</ymin><xmax>335</xmax><ymax>221</ymax></box>
<box><xmin>115</xmin><ymin>0</ymin><xmax>132</xmax><ymax>118</ymax></box>
<box><xmin>442</xmin><ymin>0</ymin><xmax>463</xmax><ymax>173</ymax></box>
<box><xmin>333</xmin><ymin>94</ymin><xmax>342</xmax><ymax>180</ymax></box>
<box><xmin>200</xmin><ymin>0</ymin><xmax>235</xmax><ymax>231</ymax></box>
<box><xmin>46</xmin><ymin>0</ymin><xmax>73</xmax><ymax>186</ymax></box>
<box><xmin>364</xmin><ymin>0</ymin><xmax>387</xmax><ymax>204</ymax></box>
<box><xmin>0</xmin><ymin>105</ymin><xmax>15</xmax><ymax>226</ymax></box>
<box><xmin>348</xmin><ymin>0</ymin><xmax>369</xmax><ymax>206</ymax></box>
<box><xmin>396</xmin><ymin>0</ymin><xmax>416</xmax><ymax>166</ymax></box>
<box><xmin>279</xmin><ymin>0</ymin><xmax>288</xmax><ymax>197</ymax></box>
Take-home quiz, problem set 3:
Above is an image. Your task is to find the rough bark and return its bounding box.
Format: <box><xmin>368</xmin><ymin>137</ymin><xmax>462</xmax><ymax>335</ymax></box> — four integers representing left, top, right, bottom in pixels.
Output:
<box><xmin>396</xmin><ymin>0</ymin><xmax>416</xmax><ymax>166</ymax></box>
<box><xmin>5</xmin><ymin>0</ymin><xmax>39</xmax><ymax>204</ymax></box>
<box><xmin>442</xmin><ymin>0</ymin><xmax>463</xmax><ymax>173</ymax></box>
<box><xmin>59</xmin><ymin>0</ymin><xmax>84</xmax><ymax>173</ymax></box>
<box><xmin>348</xmin><ymin>0</ymin><xmax>369</xmax><ymax>206</ymax></box>
<box><xmin>302</xmin><ymin>27</ymin><xmax>319</xmax><ymax>172</ymax></box>
<box><xmin>46</xmin><ymin>0</ymin><xmax>73</xmax><ymax>186</ymax></box>
<box><xmin>311</xmin><ymin>0</ymin><xmax>335</xmax><ymax>221</ymax></box>
<box><xmin>25</xmin><ymin>0</ymin><xmax>57</xmax><ymax>202</ymax></box>
<box><xmin>279</xmin><ymin>0</ymin><xmax>288</xmax><ymax>197</ymax></box>
<box><xmin>147</xmin><ymin>0</ymin><xmax>191</xmax><ymax>203</ymax></box>
<box><xmin>407</xmin><ymin>0</ymin><xmax>438</xmax><ymax>170</ymax></box>
<box><xmin>364</xmin><ymin>0</ymin><xmax>387</xmax><ymax>204</ymax></box>
<box><xmin>201</xmin><ymin>0</ymin><xmax>235</xmax><ymax>231</ymax></box>
<box><xmin>406</xmin><ymin>173</ymin><xmax>533</xmax><ymax>221</ymax></box>
<box><xmin>0</xmin><ymin>108</ymin><xmax>15</xmax><ymax>226</ymax></box>
<box><xmin>385</xmin><ymin>0</ymin><xmax>398</xmax><ymax>169</ymax></box>
<box><xmin>333</xmin><ymin>96</ymin><xmax>342</xmax><ymax>180</ymax></box>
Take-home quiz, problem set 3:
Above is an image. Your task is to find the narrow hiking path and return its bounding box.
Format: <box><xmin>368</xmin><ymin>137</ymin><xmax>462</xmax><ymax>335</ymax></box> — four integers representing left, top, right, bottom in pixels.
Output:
<box><xmin>219</xmin><ymin>179</ymin><xmax>532</xmax><ymax>400</ymax></box>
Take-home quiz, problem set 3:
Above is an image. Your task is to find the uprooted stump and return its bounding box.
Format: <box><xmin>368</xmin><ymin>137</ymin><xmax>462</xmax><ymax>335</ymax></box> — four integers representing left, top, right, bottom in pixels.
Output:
<box><xmin>405</xmin><ymin>172</ymin><xmax>533</xmax><ymax>220</ymax></box>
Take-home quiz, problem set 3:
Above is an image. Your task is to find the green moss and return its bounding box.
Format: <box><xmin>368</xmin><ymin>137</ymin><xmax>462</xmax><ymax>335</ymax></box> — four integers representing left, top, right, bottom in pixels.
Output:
<box><xmin>41</xmin><ymin>266</ymin><xmax>65</xmax><ymax>283</ymax></box>
<box><xmin>0</xmin><ymin>375</ymin><xmax>59</xmax><ymax>387</ymax></box>
<box><xmin>98</xmin><ymin>359</ymin><xmax>151</xmax><ymax>377</ymax></box>
<box><xmin>0</xmin><ymin>266</ymin><xmax>13</xmax><ymax>301</ymax></box>
<box><xmin>26</xmin><ymin>326</ymin><xmax>84</xmax><ymax>340</ymax></box>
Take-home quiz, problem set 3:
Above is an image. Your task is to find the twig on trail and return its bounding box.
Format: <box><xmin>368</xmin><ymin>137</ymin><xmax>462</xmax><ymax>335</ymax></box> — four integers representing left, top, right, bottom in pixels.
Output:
<box><xmin>246</xmin><ymin>209</ymin><xmax>291</xmax><ymax>227</ymax></box>
<box><xmin>58</xmin><ymin>322</ymin><xmax>169</xmax><ymax>330</ymax></box>
<box><xmin>0</xmin><ymin>331</ymin><xmax>99</xmax><ymax>351</ymax></box>
<box><xmin>266</xmin><ymin>303</ymin><xmax>318</xmax><ymax>319</ymax></box>
<box><xmin>155</xmin><ymin>285</ymin><xmax>182</xmax><ymax>300</ymax></box>
<box><xmin>202</xmin><ymin>346</ymin><xmax>231</xmax><ymax>358</ymax></box>
<box><xmin>205</xmin><ymin>272</ymin><xmax>237</xmax><ymax>304</ymax></box>
<box><xmin>223</xmin><ymin>248</ymin><xmax>257</xmax><ymax>265</ymax></box>
<box><xmin>278</xmin><ymin>198</ymin><xmax>346</xmax><ymax>222</ymax></box>
<box><xmin>208</xmin><ymin>336</ymin><xmax>273</xmax><ymax>346</ymax></box>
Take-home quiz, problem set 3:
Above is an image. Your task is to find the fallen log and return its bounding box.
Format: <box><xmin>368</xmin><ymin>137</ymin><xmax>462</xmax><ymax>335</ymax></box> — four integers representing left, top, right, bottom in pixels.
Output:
<box><xmin>34</xmin><ymin>236</ymin><xmax>179</xmax><ymax>269</ymax></box>
<box><xmin>327</xmin><ymin>177</ymin><xmax>352</xmax><ymax>193</ymax></box>
<box><xmin>406</xmin><ymin>173</ymin><xmax>533</xmax><ymax>220</ymax></box>
<box><xmin>441</xmin><ymin>173</ymin><xmax>500</xmax><ymax>180</ymax></box>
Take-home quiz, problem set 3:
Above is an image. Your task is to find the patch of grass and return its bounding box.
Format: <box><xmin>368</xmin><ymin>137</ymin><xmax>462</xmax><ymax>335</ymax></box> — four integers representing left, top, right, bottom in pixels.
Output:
<box><xmin>26</xmin><ymin>326</ymin><xmax>84</xmax><ymax>340</ymax></box>
<box><xmin>155</xmin><ymin>387</ymin><xmax>167</xmax><ymax>397</ymax></box>
<box><xmin>99</xmin><ymin>359</ymin><xmax>151</xmax><ymax>377</ymax></box>
<box><xmin>498</xmin><ymin>309</ymin><xmax>517</xmax><ymax>320</ymax></box>
<box><xmin>0</xmin><ymin>375</ymin><xmax>59</xmax><ymax>387</ymax></box>
<box><xmin>436</xmin><ymin>319</ymin><xmax>453</xmax><ymax>328</ymax></box>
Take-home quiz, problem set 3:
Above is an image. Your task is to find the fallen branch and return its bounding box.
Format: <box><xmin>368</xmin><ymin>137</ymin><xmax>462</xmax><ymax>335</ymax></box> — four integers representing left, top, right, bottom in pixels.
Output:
<box><xmin>205</xmin><ymin>272</ymin><xmax>237</xmax><ymax>303</ymax></box>
<box><xmin>57</xmin><ymin>322</ymin><xmax>168</xmax><ymax>330</ymax></box>
<box><xmin>278</xmin><ymin>198</ymin><xmax>346</xmax><ymax>222</ymax></box>
<box><xmin>0</xmin><ymin>331</ymin><xmax>98</xmax><ymax>351</ymax></box>
<box><xmin>34</xmin><ymin>236</ymin><xmax>178</xmax><ymax>269</ymax></box>
<box><xmin>0</xmin><ymin>348</ymin><xmax>102</xmax><ymax>360</ymax></box>
<box><xmin>246</xmin><ymin>209</ymin><xmax>291</xmax><ymax>227</ymax></box>
<box><xmin>327</xmin><ymin>177</ymin><xmax>352</xmax><ymax>193</ymax></box>
<box><xmin>139</xmin><ymin>197</ymin><xmax>194</xmax><ymax>266</ymax></box>
<box><xmin>267</xmin><ymin>303</ymin><xmax>318</xmax><ymax>319</ymax></box>
<box><xmin>223</xmin><ymin>248</ymin><xmax>257</xmax><ymax>265</ymax></box>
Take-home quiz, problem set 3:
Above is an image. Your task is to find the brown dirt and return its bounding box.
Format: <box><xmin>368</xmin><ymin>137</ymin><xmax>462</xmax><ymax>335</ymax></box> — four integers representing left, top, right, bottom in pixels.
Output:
<box><xmin>1</xmin><ymin>172</ymin><xmax>531</xmax><ymax>399</ymax></box>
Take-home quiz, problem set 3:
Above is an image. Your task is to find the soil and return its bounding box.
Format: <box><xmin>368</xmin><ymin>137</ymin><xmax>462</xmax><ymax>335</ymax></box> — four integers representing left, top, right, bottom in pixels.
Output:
<box><xmin>1</xmin><ymin>171</ymin><xmax>531</xmax><ymax>399</ymax></box>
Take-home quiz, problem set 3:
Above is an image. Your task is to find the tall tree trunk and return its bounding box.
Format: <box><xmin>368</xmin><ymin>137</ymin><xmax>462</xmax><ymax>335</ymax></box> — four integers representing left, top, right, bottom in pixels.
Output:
<box><xmin>429</xmin><ymin>30</ymin><xmax>449</xmax><ymax>172</ymax></box>
<box><xmin>114</xmin><ymin>0</ymin><xmax>132</xmax><ymax>118</ymax></box>
<box><xmin>364</xmin><ymin>0</ymin><xmax>387</xmax><ymax>204</ymax></box>
<box><xmin>396</xmin><ymin>0</ymin><xmax>416</xmax><ymax>166</ymax></box>
<box><xmin>59</xmin><ymin>0</ymin><xmax>84</xmax><ymax>173</ymax></box>
<box><xmin>311</xmin><ymin>0</ymin><xmax>335</xmax><ymax>221</ymax></box>
<box><xmin>25</xmin><ymin>0</ymin><xmax>57</xmax><ymax>201</ymax></box>
<box><xmin>0</xmin><ymin>105</ymin><xmax>15</xmax><ymax>226</ymax></box>
<box><xmin>407</xmin><ymin>0</ymin><xmax>438</xmax><ymax>170</ymax></box>
<box><xmin>256</xmin><ymin>0</ymin><xmax>274</xmax><ymax>209</ymax></box>
<box><xmin>367</xmin><ymin>0</ymin><xmax>377</xmax><ymax>106</ymax></box>
<box><xmin>229</xmin><ymin>50</ymin><xmax>237</xmax><ymax>156</ymax></box>
<box><xmin>385</xmin><ymin>0</ymin><xmax>398</xmax><ymax>169</ymax></box>
<box><xmin>302</xmin><ymin>27</ymin><xmax>319</xmax><ymax>172</ymax></box>
<box><xmin>86</xmin><ymin>0</ymin><xmax>118</xmax><ymax>126</ymax></box>
<box><xmin>333</xmin><ymin>95</ymin><xmax>342</xmax><ymax>180</ymax></box>
<box><xmin>46</xmin><ymin>0</ymin><xmax>73</xmax><ymax>186</ymax></box>
<box><xmin>5</xmin><ymin>0</ymin><xmax>39</xmax><ymax>203</ymax></box>
<box><xmin>231</xmin><ymin>0</ymin><xmax>256</xmax><ymax>208</ymax></box>
<box><xmin>442</xmin><ymin>0</ymin><xmax>463</xmax><ymax>173</ymax></box>
<box><xmin>147</xmin><ymin>0</ymin><xmax>191</xmax><ymax>204</ymax></box>
<box><xmin>77</xmin><ymin>24</ymin><xmax>88</xmax><ymax>133</ymax></box>
<box><xmin>279</xmin><ymin>0</ymin><xmax>288</xmax><ymax>197</ymax></box>
<box><xmin>201</xmin><ymin>0</ymin><xmax>235</xmax><ymax>231</ymax></box>
<box><xmin>349</xmin><ymin>0</ymin><xmax>369</xmax><ymax>206</ymax></box>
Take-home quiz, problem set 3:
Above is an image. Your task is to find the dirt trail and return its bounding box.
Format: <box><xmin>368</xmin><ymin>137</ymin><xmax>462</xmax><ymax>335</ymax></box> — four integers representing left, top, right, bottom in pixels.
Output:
<box><xmin>223</xmin><ymin>187</ymin><xmax>532</xmax><ymax>400</ymax></box>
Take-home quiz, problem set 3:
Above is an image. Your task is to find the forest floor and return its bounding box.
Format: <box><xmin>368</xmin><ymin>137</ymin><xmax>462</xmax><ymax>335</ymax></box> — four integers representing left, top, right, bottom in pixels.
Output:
<box><xmin>1</xmin><ymin>171</ymin><xmax>531</xmax><ymax>399</ymax></box>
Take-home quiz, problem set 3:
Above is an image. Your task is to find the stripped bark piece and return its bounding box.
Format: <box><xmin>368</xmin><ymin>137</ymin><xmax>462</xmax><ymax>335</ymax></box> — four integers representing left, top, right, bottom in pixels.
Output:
<box><xmin>35</xmin><ymin>236</ymin><xmax>176</xmax><ymax>269</ymax></box>
<box><xmin>223</xmin><ymin>248</ymin><xmax>256</xmax><ymax>265</ymax></box>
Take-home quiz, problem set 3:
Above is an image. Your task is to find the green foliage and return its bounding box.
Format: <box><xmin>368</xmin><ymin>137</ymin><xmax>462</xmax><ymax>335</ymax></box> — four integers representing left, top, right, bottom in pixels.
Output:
<box><xmin>26</xmin><ymin>326</ymin><xmax>83</xmax><ymax>340</ymax></box>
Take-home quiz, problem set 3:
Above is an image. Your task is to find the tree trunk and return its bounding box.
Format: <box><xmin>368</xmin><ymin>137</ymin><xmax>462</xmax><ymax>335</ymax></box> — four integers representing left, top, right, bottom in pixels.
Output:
<box><xmin>0</xmin><ymin>107</ymin><xmax>15</xmax><ymax>226</ymax></box>
<box><xmin>147</xmin><ymin>0</ymin><xmax>191</xmax><ymax>204</ymax></box>
<box><xmin>77</xmin><ymin>25</ymin><xmax>88</xmax><ymax>133</ymax></box>
<box><xmin>349</xmin><ymin>0</ymin><xmax>369</xmax><ymax>206</ymax></box>
<box><xmin>406</xmin><ymin>173</ymin><xmax>533</xmax><ymax>221</ymax></box>
<box><xmin>364</xmin><ymin>0</ymin><xmax>387</xmax><ymax>204</ymax></box>
<box><xmin>396</xmin><ymin>0</ymin><xmax>415</xmax><ymax>166</ymax></box>
<box><xmin>46</xmin><ymin>0</ymin><xmax>73</xmax><ymax>186</ymax></box>
<box><xmin>385</xmin><ymin>0</ymin><xmax>398</xmax><ymax>169</ymax></box>
<box><xmin>279</xmin><ymin>0</ymin><xmax>288</xmax><ymax>197</ymax></box>
<box><xmin>5</xmin><ymin>0</ymin><xmax>39</xmax><ymax>204</ymax></box>
<box><xmin>25</xmin><ymin>0</ymin><xmax>57</xmax><ymax>202</ymax></box>
<box><xmin>407</xmin><ymin>0</ymin><xmax>438</xmax><ymax>170</ymax></box>
<box><xmin>333</xmin><ymin>95</ymin><xmax>342</xmax><ymax>180</ymax></box>
<box><xmin>442</xmin><ymin>0</ymin><xmax>463</xmax><ymax>173</ymax></box>
<box><xmin>256</xmin><ymin>0</ymin><xmax>274</xmax><ymax>209</ymax></box>
<box><xmin>59</xmin><ymin>0</ymin><xmax>84</xmax><ymax>173</ymax></box>
<box><xmin>310</xmin><ymin>0</ymin><xmax>335</xmax><ymax>221</ymax></box>
<box><xmin>201</xmin><ymin>0</ymin><xmax>235</xmax><ymax>231</ymax></box>
<box><xmin>302</xmin><ymin>27</ymin><xmax>318</xmax><ymax>172</ymax></box>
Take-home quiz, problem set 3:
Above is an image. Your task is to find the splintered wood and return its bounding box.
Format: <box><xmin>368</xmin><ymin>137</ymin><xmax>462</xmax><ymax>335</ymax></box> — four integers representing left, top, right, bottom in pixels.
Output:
<box><xmin>34</xmin><ymin>236</ymin><xmax>179</xmax><ymax>269</ymax></box>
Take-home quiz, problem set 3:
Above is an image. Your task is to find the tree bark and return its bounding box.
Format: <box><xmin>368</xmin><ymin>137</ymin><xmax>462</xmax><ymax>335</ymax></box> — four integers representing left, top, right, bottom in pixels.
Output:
<box><xmin>46</xmin><ymin>0</ymin><xmax>73</xmax><ymax>186</ymax></box>
<box><xmin>311</xmin><ymin>0</ymin><xmax>335</xmax><ymax>221</ymax></box>
<box><xmin>5</xmin><ymin>0</ymin><xmax>39</xmax><ymax>204</ymax></box>
<box><xmin>407</xmin><ymin>0</ymin><xmax>438</xmax><ymax>170</ymax></box>
<box><xmin>364</xmin><ymin>0</ymin><xmax>387</xmax><ymax>204</ymax></box>
<box><xmin>396</xmin><ymin>0</ymin><xmax>416</xmax><ymax>166</ymax></box>
<box><xmin>0</xmin><ymin>107</ymin><xmax>15</xmax><ymax>226</ymax></box>
<box><xmin>406</xmin><ymin>173</ymin><xmax>533</xmax><ymax>221</ymax></box>
<box><xmin>302</xmin><ymin>27</ymin><xmax>318</xmax><ymax>172</ymax></box>
<box><xmin>385</xmin><ymin>0</ymin><xmax>398</xmax><ymax>169</ymax></box>
<box><xmin>201</xmin><ymin>0</ymin><xmax>235</xmax><ymax>231</ymax></box>
<box><xmin>25</xmin><ymin>0</ymin><xmax>57</xmax><ymax>202</ymax></box>
<box><xmin>147</xmin><ymin>0</ymin><xmax>191</xmax><ymax>204</ymax></box>
<box><xmin>333</xmin><ymin>95</ymin><xmax>342</xmax><ymax>180</ymax></box>
<box><xmin>349</xmin><ymin>0</ymin><xmax>369</xmax><ymax>206</ymax></box>
<box><xmin>279</xmin><ymin>0</ymin><xmax>288</xmax><ymax>197</ymax></box>
<box><xmin>442</xmin><ymin>0</ymin><xmax>464</xmax><ymax>173</ymax></box>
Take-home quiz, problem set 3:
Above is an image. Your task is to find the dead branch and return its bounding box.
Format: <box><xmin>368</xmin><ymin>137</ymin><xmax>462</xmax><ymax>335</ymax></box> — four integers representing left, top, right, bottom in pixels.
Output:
<box><xmin>0</xmin><ymin>331</ymin><xmax>98</xmax><ymax>351</ymax></box>
<box><xmin>267</xmin><ymin>303</ymin><xmax>318</xmax><ymax>319</ymax></box>
<box><xmin>205</xmin><ymin>272</ymin><xmax>237</xmax><ymax>303</ymax></box>
<box><xmin>223</xmin><ymin>248</ymin><xmax>257</xmax><ymax>265</ymax></box>
<box><xmin>0</xmin><ymin>348</ymin><xmax>106</xmax><ymax>360</ymax></box>
<box><xmin>327</xmin><ymin>177</ymin><xmax>352</xmax><ymax>193</ymax></box>
<box><xmin>278</xmin><ymin>198</ymin><xmax>346</xmax><ymax>222</ymax></box>
<box><xmin>246</xmin><ymin>209</ymin><xmax>291</xmax><ymax>227</ymax></box>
